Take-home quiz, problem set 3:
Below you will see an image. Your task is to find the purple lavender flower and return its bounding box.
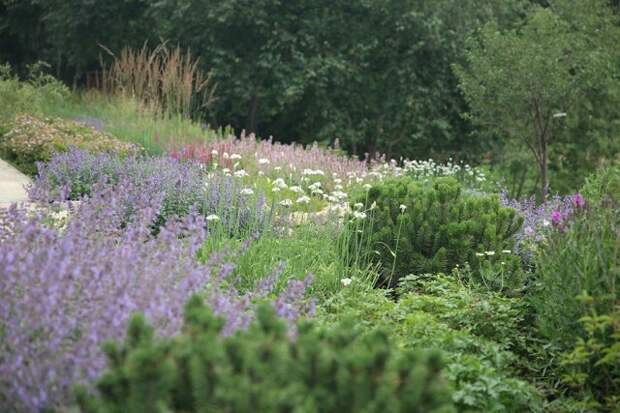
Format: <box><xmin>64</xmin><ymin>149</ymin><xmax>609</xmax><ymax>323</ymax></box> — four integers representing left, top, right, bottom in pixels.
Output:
<box><xmin>0</xmin><ymin>183</ymin><xmax>313</xmax><ymax>411</ymax></box>
<box><xmin>28</xmin><ymin>148</ymin><xmax>267</xmax><ymax>235</ymax></box>
<box><xmin>500</xmin><ymin>191</ymin><xmax>583</xmax><ymax>251</ymax></box>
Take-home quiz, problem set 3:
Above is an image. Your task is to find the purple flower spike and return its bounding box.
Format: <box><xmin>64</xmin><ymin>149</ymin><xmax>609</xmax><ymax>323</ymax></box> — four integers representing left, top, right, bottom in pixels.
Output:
<box><xmin>572</xmin><ymin>193</ymin><xmax>585</xmax><ymax>209</ymax></box>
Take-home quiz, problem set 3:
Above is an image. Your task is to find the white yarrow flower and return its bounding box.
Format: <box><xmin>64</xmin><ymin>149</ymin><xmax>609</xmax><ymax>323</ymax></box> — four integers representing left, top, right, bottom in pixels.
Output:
<box><xmin>399</xmin><ymin>204</ymin><xmax>407</xmax><ymax>212</ymax></box>
<box><xmin>206</xmin><ymin>214</ymin><xmax>220</xmax><ymax>222</ymax></box>
<box><xmin>258</xmin><ymin>158</ymin><xmax>270</xmax><ymax>165</ymax></box>
<box><xmin>240</xmin><ymin>188</ymin><xmax>254</xmax><ymax>195</ymax></box>
<box><xmin>341</xmin><ymin>278</ymin><xmax>353</xmax><ymax>287</ymax></box>
<box><xmin>296</xmin><ymin>195</ymin><xmax>311</xmax><ymax>204</ymax></box>
<box><xmin>353</xmin><ymin>211</ymin><xmax>367</xmax><ymax>220</ymax></box>
<box><xmin>279</xmin><ymin>199</ymin><xmax>293</xmax><ymax>207</ymax></box>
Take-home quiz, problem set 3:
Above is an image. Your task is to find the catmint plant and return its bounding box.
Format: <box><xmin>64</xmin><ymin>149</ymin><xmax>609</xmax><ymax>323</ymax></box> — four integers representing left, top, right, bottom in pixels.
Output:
<box><xmin>0</xmin><ymin>183</ymin><xmax>313</xmax><ymax>411</ymax></box>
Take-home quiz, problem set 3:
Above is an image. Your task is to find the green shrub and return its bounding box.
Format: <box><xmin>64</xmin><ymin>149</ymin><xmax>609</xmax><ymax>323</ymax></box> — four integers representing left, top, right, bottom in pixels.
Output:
<box><xmin>0</xmin><ymin>62</ymin><xmax>70</xmax><ymax>124</ymax></box>
<box><xmin>76</xmin><ymin>296</ymin><xmax>455</xmax><ymax>413</ymax></box>
<box><xmin>318</xmin><ymin>277</ymin><xmax>543</xmax><ymax>412</ymax></box>
<box><xmin>560</xmin><ymin>295</ymin><xmax>620</xmax><ymax>412</ymax></box>
<box><xmin>0</xmin><ymin>114</ymin><xmax>140</xmax><ymax>174</ymax></box>
<box><xmin>349</xmin><ymin>177</ymin><xmax>523</xmax><ymax>287</ymax></box>
<box><xmin>532</xmin><ymin>167</ymin><xmax>620</xmax><ymax>346</ymax></box>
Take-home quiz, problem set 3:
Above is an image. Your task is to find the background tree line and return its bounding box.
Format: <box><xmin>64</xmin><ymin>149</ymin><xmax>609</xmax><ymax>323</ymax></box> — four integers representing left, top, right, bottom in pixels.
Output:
<box><xmin>1</xmin><ymin>0</ymin><xmax>619</xmax><ymax>197</ymax></box>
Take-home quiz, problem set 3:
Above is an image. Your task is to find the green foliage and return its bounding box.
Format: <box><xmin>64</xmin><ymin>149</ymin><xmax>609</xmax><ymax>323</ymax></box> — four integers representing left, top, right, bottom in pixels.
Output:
<box><xmin>455</xmin><ymin>0</ymin><xmax>620</xmax><ymax>198</ymax></box>
<box><xmin>2</xmin><ymin>0</ymin><xmax>530</xmax><ymax>160</ymax></box>
<box><xmin>319</xmin><ymin>275</ymin><xmax>543</xmax><ymax>412</ymax></box>
<box><xmin>0</xmin><ymin>62</ymin><xmax>70</xmax><ymax>124</ymax></box>
<box><xmin>560</xmin><ymin>295</ymin><xmax>620</xmax><ymax>412</ymax></box>
<box><xmin>206</xmin><ymin>221</ymin><xmax>378</xmax><ymax>301</ymax></box>
<box><xmin>349</xmin><ymin>177</ymin><xmax>522</xmax><ymax>287</ymax></box>
<box><xmin>532</xmin><ymin>166</ymin><xmax>620</xmax><ymax>345</ymax></box>
<box><xmin>76</xmin><ymin>297</ymin><xmax>455</xmax><ymax>413</ymax></box>
<box><xmin>0</xmin><ymin>114</ymin><xmax>140</xmax><ymax>175</ymax></box>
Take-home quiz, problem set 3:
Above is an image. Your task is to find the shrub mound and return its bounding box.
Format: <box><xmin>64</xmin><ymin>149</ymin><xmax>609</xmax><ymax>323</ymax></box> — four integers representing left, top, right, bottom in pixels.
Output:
<box><xmin>0</xmin><ymin>114</ymin><xmax>140</xmax><ymax>174</ymax></box>
<box><xmin>350</xmin><ymin>177</ymin><xmax>523</xmax><ymax>287</ymax></box>
<box><xmin>76</xmin><ymin>297</ymin><xmax>455</xmax><ymax>413</ymax></box>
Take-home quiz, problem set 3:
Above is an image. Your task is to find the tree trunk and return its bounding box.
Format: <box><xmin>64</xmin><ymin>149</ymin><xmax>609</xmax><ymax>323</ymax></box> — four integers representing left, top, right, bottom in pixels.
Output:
<box><xmin>246</xmin><ymin>94</ymin><xmax>258</xmax><ymax>134</ymax></box>
<box><xmin>539</xmin><ymin>138</ymin><xmax>549</xmax><ymax>201</ymax></box>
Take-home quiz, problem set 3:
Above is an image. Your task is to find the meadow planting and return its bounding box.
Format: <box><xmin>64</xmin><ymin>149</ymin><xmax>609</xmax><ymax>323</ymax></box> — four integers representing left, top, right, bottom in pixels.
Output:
<box><xmin>1</xmin><ymin>1</ymin><xmax>620</xmax><ymax>410</ymax></box>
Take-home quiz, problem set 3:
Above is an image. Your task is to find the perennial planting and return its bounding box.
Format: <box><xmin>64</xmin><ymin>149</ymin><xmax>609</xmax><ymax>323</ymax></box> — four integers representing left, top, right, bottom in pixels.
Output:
<box><xmin>1</xmin><ymin>89</ymin><xmax>618</xmax><ymax>411</ymax></box>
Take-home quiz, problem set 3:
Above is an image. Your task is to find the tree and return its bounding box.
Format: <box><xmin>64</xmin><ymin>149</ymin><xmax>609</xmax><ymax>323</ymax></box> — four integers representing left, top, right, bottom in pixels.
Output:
<box><xmin>454</xmin><ymin>1</ymin><xmax>620</xmax><ymax>200</ymax></box>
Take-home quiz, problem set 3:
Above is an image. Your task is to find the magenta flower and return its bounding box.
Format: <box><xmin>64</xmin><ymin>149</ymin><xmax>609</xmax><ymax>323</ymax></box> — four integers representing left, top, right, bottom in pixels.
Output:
<box><xmin>551</xmin><ymin>210</ymin><xmax>562</xmax><ymax>226</ymax></box>
<box><xmin>572</xmin><ymin>193</ymin><xmax>585</xmax><ymax>209</ymax></box>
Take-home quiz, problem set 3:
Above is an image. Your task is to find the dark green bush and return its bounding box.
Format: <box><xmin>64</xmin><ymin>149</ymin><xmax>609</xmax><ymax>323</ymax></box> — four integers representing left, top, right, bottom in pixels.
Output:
<box><xmin>76</xmin><ymin>296</ymin><xmax>455</xmax><ymax>413</ymax></box>
<box><xmin>350</xmin><ymin>177</ymin><xmax>523</xmax><ymax>287</ymax></box>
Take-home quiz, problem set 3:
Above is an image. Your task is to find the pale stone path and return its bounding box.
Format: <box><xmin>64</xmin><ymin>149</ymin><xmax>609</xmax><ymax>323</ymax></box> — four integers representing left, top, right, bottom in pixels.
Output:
<box><xmin>0</xmin><ymin>159</ymin><xmax>30</xmax><ymax>208</ymax></box>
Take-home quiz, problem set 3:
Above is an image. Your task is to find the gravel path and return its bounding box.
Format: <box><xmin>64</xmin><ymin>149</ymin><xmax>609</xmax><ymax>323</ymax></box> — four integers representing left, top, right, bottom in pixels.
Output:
<box><xmin>0</xmin><ymin>159</ymin><xmax>30</xmax><ymax>208</ymax></box>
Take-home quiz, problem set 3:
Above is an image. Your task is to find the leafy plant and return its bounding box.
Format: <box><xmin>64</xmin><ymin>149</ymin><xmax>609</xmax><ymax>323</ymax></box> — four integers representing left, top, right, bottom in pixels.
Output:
<box><xmin>0</xmin><ymin>114</ymin><xmax>140</xmax><ymax>174</ymax></box>
<box><xmin>76</xmin><ymin>297</ymin><xmax>455</xmax><ymax>413</ymax></box>
<box><xmin>560</xmin><ymin>294</ymin><xmax>620</xmax><ymax>412</ymax></box>
<box><xmin>349</xmin><ymin>176</ymin><xmax>523</xmax><ymax>287</ymax></box>
<box><xmin>454</xmin><ymin>1</ymin><xmax>620</xmax><ymax>200</ymax></box>
<box><xmin>318</xmin><ymin>276</ymin><xmax>543</xmax><ymax>412</ymax></box>
<box><xmin>0</xmin><ymin>62</ymin><xmax>70</xmax><ymax>124</ymax></box>
<box><xmin>532</xmin><ymin>169</ymin><xmax>620</xmax><ymax>346</ymax></box>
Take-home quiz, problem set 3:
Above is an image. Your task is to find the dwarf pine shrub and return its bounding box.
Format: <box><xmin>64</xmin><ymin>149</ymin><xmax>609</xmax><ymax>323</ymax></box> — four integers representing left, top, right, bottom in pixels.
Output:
<box><xmin>76</xmin><ymin>297</ymin><xmax>455</xmax><ymax>413</ymax></box>
<box><xmin>349</xmin><ymin>177</ymin><xmax>523</xmax><ymax>287</ymax></box>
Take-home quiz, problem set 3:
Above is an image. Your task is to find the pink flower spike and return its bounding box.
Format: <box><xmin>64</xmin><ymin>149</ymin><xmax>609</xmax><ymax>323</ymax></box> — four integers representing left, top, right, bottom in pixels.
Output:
<box><xmin>551</xmin><ymin>210</ymin><xmax>562</xmax><ymax>226</ymax></box>
<box><xmin>572</xmin><ymin>193</ymin><xmax>585</xmax><ymax>209</ymax></box>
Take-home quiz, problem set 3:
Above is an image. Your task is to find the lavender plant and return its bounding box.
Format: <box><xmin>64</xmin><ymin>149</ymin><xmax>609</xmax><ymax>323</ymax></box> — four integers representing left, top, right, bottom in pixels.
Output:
<box><xmin>0</xmin><ymin>185</ymin><xmax>314</xmax><ymax>412</ymax></box>
<box><xmin>500</xmin><ymin>192</ymin><xmax>585</xmax><ymax>255</ymax></box>
<box><xmin>28</xmin><ymin>148</ymin><xmax>268</xmax><ymax>235</ymax></box>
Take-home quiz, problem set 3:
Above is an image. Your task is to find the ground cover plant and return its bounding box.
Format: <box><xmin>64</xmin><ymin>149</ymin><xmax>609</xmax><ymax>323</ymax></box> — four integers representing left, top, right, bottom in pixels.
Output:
<box><xmin>0</xmin><ymin>114</ymin><xmax>140</xmax><ymax>174</ymax></box>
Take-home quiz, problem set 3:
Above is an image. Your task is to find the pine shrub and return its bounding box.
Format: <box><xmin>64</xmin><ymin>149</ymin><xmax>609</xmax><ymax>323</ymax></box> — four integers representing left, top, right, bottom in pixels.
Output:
<box><xmin>350</xmin><ymin>177</ymin><xmax>523</xmax><ymax>287</ymax></box>
<box><xmin>76</xmin><ymin>297</ymin><xmax>455</xmax><ymax>413</ymax></box>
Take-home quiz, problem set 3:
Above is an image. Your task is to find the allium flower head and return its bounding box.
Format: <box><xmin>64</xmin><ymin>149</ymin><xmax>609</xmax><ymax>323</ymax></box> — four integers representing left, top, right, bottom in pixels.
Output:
<box><xmin>572</xmin><ymin>193</ymin><xmax>585</xmax><ymax>209</ymax></box>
